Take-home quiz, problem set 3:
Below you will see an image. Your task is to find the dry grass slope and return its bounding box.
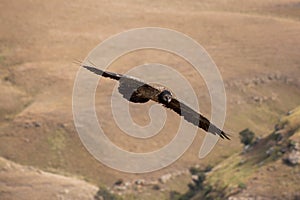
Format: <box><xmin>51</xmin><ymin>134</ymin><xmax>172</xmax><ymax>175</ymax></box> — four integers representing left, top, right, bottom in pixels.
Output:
<box><xmin>0</xmin><ymin>0</ymin><xmax>300</xmax><ymax>199</ymax></box>
<box><xmin>0</xmin><ymin>157</ymin><xmax>98</xmax><ymax>200</ymax></box>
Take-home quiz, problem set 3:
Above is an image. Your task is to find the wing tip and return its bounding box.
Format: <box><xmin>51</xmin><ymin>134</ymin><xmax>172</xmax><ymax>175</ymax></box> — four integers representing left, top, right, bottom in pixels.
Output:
<box><xmin>82</xmin><ymin>65</ymin><xmax>121</xmax><ymax>80</ymax></box>
<box><xmin>220</xmin><ymin>131</ymin><xmax>231</xmax><ymax>140</ymax></box>
<box><xmin>82</xmin><ymin>65</ymin><xmax>101</xmax><ymax>73</ymax></box>
<box><xmin>82</xmin><ymin>65</ymin><xmax>97</xmax><ymax>72</ymax></box>
<box><xmin>208</xmin><ymin>124</ymin><xmax>231</xmax><ymax>140</ymax></box>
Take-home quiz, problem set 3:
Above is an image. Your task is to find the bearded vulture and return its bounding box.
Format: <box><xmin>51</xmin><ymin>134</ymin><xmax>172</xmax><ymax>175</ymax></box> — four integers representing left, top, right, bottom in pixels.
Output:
<box><xmin>83</xmin><ymin>65</ymin><xmax>230</xmax><ymax>140</ymax></box>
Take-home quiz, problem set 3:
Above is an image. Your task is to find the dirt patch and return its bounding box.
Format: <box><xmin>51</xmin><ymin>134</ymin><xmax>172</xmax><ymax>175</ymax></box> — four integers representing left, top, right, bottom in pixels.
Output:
<box><xmin>0</xmin><ymin>157</ymin><xmax>98</xmax><ymax>200</ymax></box>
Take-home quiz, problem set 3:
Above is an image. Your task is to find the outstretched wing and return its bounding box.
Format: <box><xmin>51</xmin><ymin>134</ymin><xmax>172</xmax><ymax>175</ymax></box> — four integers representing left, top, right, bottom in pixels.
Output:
<box><xmin>82</xmin><ymin>65</ymin><xmax>229</xmax><ymax>139</ymax></box>
<box><xmin>82</xmin><ymin>65</ymin><xmax>123</xmax><ymax>80</ymax></box>
<box><xmin>163</xmin><ymin>98</ymin><xmax>230</xmax><ymax>139</ymax></box>
<box><xmin>82</xmin><ymin>65</ymin><xmax>160</xmax><ymax>103</ymax></box>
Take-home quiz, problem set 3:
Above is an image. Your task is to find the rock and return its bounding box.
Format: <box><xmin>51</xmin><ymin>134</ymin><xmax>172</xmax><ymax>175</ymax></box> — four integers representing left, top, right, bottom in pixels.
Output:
<box><xmin>143</xmin><ymin>180</ymin><xmax>159</xmax><ymax>186</ymax></box>
<box><xmin>266</xmin><ymin>147</ymin><xmax>274</xmax><ymax>156</ymax></box>
<box><xmin>252</xmin><ymin>96</ymin><xmax>263</xmax><ymax>103</ymax></box>
<box><xmin>280</xmin><ymin>147</ymin><xmax>288</xmax><ymax>153</ymax></box>
<box><xmin>283</xmin><ymin>150</ymin><xmax>300</xmax><ymax>166</ymax></box>
<box><xmin>287</xmin><ymin>109</ymin><xmax>294</xmax><ymax>115</ymax></box>
<box><xmin>271</xmin><ymin>92</ymin><xmax>278</xmax><ymax>101</ymax></box>
<box><xmin>191</xmin><ymin>175</ymin><xmax>198</xmax><ymax>181</ymax></box>
<box><xmin>257</xmin><ymin>161</ymin><xmax>264</xmax><ymax>167</ymax></box>
<box><xmin>239</xmin><ymin>159</ymin><xmax>246</xmax><ymax>165</ymax></box>
<box><xmin>267</xmin><ymin>166</ymin><xmax>276</xmax><ymax>172</ymax></box>
<box><xmin>284</xmin><ymin>77</ymin><xmax>294</xmax><ymax>84</ymax></box>
<box><xmin>267</xmin><ymin>74</ymin><xmax>274</xmax><ymax>80</ymax></box>
<box><xmin>22</xmin><ymin>137</ymin><xmax>30</xmax><ymax>143</ymax></box>
<box><xmin>159</xmin><ymin>173</ymin><xmax>172</xmax><ymax>184</ymax></box>
<box><xmin>263</xmin><ymin>96</ymin><xmax>268</xmax><ymax>101</ymax></box>
<box><xmin>32</xmin><ymin>121</ymin><xmax>41</xmax><ymax>127</ymax></box>
<box><xmin>252</xmin><ymin>137</ymin><xmax>261</xmax><ymax>146</ymax></box>
<box><xmin>24</xmin><ymin>122</ymin><xmax>30</xmax><ymax>128</ymax></box>
<box><xmin>114</xmin><ymin>185</ymin><xmax>126</xmax><ymax>191</ymax></box>
<box><xmin>243</xmin><ymin>145</ymin><xmax>252</xmax><ymax>154</ymax></box>
<box><xmin>114</xmin><ymin>179</ymin><xmax>124</xmax><ymax>186</ymax></box>
<box><xmin>135</xmin><ymin>179</ymin><xmax>145</xmax><ymax>185</ymax></box>
<box><xmin>274</xmin><ymin>72</ymin><xmax>281</xmax><ymax>80</ymax></box>
<box><xmin>95</xmin><ymin>195</ymin><xmax>104</xmax><ymax>200</ymax></box>
<box><xmin>228</xmin><ymin>196</ymin><xmax>255</xmax><ymax>200</ymax></box>
<box><xmin>253</xmin><ymin>78</ymin><xmax>260</xmax><ymax>85</ymax></box>
<box><xmin>294</xmin><ymin>142</ymin><xmax>300</xmax><ymax>150</ymax></box>
<box><xmin>124</xmin><ymin>181</ymin><xmax>131</xmax><ymax>187</ymax></box>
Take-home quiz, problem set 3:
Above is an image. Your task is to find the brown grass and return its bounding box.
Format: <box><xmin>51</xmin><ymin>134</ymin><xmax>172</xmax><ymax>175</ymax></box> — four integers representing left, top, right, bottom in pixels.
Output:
<box><xmin>0</xmin><ymin>0</ymin><xmax>300</xmax><ymax>199</ymax></box>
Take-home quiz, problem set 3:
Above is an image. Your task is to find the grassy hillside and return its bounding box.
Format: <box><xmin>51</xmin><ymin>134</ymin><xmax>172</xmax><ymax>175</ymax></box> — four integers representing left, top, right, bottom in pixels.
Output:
<box><xmin>0</xmin><ymin>0</ymin><xmax>300</xmax><ymax>199</ymax></box>
<box><xmin>184</xmin><ymin>106</ymin><xmax>300</xmax><ymax>199</ymax></box>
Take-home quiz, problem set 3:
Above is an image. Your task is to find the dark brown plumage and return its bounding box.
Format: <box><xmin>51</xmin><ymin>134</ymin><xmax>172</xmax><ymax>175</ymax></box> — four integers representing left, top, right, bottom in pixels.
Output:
<box><xmin>83</xmin><ymin>65</ymin><xmax>230</xmax><ymax>140</ymax></box>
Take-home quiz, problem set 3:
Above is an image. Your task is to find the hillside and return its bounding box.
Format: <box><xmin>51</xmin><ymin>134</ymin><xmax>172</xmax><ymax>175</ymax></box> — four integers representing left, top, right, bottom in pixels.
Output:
<box><xmin>226</xmin><ymin>106</ymin><xmax>300</xmax><ymax>199</ymax></box>
<box><xmin>179</xmin><ymin>106</ymin><xmax>300</xmax><ymax>200</ymax></box>
<box><xmin>0</xmin><ymin>156</ymin><xmax>98</xmax><ymax>200</ymax></box>
<box><xmin>0</xmin><ymin>0</ymin><xmax>300</xmax><ymax>199</ymax></box>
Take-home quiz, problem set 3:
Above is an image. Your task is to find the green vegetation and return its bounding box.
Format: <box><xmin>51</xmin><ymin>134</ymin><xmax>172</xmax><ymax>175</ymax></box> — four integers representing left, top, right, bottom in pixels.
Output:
<box><xmin>277</xmin><ymin>107</ymin><xmax>300</xmax><ymax>134</ymax></box>
<box><xmin>0</xmin><ymin>54</ymin><xmax>5</xmax><ymax>64</ymax></box>
<box><xmin>202</xmin><ymin>106</ymin><xmax>300</xmax><ymax>198</ymax></box>
<box><xmin>206</xmin><ymin>153</ymin><xmax>256</xmax><ymax>189</ymax></box>
<box><xmin>94</xmin><ymin>186</ymin><xmax>123</xmax><ymax>200</ymax></box>
<box><xmin>46</xmin><ymin>128</ymin><xmax>68</xmax><ymax>168</ymax></box>
<box><xmin>170</xmin><ymin>166</ymin><xmax>226</xmax><ymax>200</ymax></box>
<box><xmin>47</xmin><ymin>128</ymin><xmax>66</xmax><ymax>152</ymax></box>
<box><xmin>189</xmin><ymin>165</ymin><xmax>213</xmax><ymax>175</ymax></box>
<box><xmin>239</xmin><ymin>128</ymin><xmax>255</xmax><ymax>146</ymax></box>
<box><xmin>238</xmin><ymin>182</ymin><xmax>247</xmax><ymax>190</ymax></box>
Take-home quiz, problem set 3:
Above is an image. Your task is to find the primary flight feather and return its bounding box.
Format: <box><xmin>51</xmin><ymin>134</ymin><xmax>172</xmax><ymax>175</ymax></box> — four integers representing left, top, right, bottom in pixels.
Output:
<box><xmin>83</xmin><ymin>65</ymin><xmax>230</xmax><ymax>140</ymax></box>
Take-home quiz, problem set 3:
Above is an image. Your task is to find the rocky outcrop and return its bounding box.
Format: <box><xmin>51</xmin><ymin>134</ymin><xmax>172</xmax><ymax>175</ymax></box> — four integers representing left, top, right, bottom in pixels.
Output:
<box><xmin>283</xmin><ymin>142</ymin><xmax>300</xmax><ymax>166</ymax></box>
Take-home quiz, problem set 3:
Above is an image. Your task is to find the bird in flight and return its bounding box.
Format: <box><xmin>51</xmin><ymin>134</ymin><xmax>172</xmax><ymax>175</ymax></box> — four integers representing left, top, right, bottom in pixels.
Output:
<box><xmin>83</xmin><ymin>65</ymin><xmax>230</xmax><ymax>140</ymax></box>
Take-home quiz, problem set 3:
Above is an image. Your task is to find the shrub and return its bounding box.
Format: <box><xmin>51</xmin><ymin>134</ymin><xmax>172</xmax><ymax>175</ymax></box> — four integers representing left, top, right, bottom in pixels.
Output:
<box><xmin>238</xmin><ymin>182</ymin><xmax>247</xmax><ymax>189</ymax></box>
<box><xmin>239</xmin><ymin>128</ymin><xmax>255</xmax><ymax>146</ymax></box>
<box><xmin>94</xmin><ymin>186</ymin><xmax>122</xmax><ymax>200</ymax></box>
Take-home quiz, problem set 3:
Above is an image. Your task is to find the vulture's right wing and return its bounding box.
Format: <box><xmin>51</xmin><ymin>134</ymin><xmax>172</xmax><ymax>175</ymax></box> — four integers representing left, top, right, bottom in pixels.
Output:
<box><xmin>163</xmin><ymin>98</ymin><xmax>230</xmax><ymax>139</ymax></box>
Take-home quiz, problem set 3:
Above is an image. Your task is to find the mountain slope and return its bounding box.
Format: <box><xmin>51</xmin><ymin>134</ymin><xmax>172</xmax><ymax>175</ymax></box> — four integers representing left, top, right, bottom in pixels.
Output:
<box><xmin>0</xmin><ymin>157</ymin><xmax>98</xmax><ymax>200</ymax></box>
<box><xmin>203</xmin><ymin>106</ymin><xmax>300</xmax><ymax>199</ymax></box>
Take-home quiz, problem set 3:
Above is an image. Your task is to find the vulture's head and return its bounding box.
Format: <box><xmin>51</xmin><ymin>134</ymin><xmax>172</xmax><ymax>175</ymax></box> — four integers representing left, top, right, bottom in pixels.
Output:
<box><xmin>158</xmin><ymin>90</ymin><xmax>172</xmax><ymax>104</ymax></box>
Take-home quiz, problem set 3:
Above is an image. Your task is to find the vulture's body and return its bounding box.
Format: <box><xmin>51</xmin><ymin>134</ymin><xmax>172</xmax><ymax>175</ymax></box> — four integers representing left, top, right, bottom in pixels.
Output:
<box><xmin>83</xmin><ymin>65</ymin><xmax>230</xmax><ymax>140</ymax></box>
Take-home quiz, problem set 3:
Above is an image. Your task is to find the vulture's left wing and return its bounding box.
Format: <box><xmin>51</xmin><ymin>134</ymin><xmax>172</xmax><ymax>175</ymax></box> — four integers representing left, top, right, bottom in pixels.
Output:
<box><xmin>82</xmin><ymin>65</ymin><xmax>160</xmax><ymax>103</ymax></box>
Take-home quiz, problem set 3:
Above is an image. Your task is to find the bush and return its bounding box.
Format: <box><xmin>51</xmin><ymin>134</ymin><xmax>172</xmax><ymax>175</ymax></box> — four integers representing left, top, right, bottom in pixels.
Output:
<box><xmin>239</xmin><ymin>128</ymin><xmax>255</xmax><ymax>146</ymax></box>
<box><xmin>152</xmin><ymin>184</ymin><xmax>160</xmax><ymax>190</ymax></box>
<box><xmin>204</xmin><ymin>165</ymin><xmax>213</xmax><ymax>172</ymax></box>
<box><xmin>238</xmin><ymin>182</ymin><xmax>247</xmax><ymax>190</ymax></box>
<box><xmin>171</xmin><ymin>165</ymin><xmax>226</xmax><ymax>200</ymax></box>
<box><xmin>94</xmin><ymin>186</ymin><xmax>122</xmax><ymax>200</ymax></box>
<box><xmin>169</xmin><ymin>191</ymin><xmax>181</xmax><ymax>200</ymax></box>
<box><xmin>189</xmin><ymin>166</ymin><xmax>201</xmax><ymax>175</ymax></box>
